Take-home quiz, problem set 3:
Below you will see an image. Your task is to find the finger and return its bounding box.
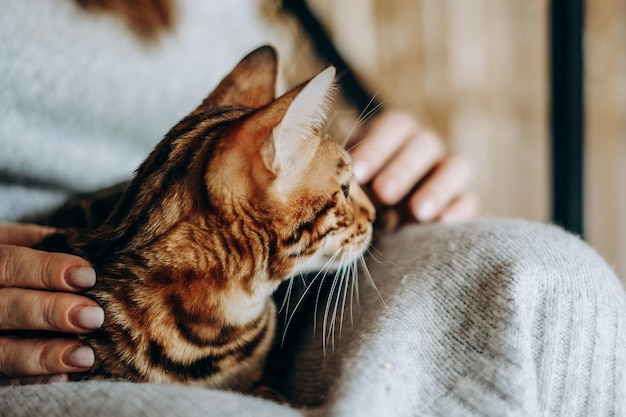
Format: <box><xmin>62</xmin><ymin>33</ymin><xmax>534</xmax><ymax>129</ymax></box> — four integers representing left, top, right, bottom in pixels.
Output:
<box><xmin>439</xmin><ymin>192</ymin><xmax>481</xmax><ymax>223</ymax></box>
<box><xmin>0</xmin><ymin>288</ymin><xmax>104</xmax><ymax>332</ymax></box>
<box><xmin>0</xmin><ymin>245</ymin><xmax>96</xmax><ymax>291</ymax></box>
<box><xmin>0</xmin><ymin>373</ymin><xmax>69</xmax><ymax>386</ymax></box>
<box><xmin>0</xmin><ymin>337</ymin><xmax>95</xmax><ymax>378</ymax></box>
<box><xmin>409</xmin><ymin>154</ymin><xmax>476</xmax><ymax>222</ymax></box>
<box><xmin>349</xmin><ymin>111</ymin><xmax>419</xmax><ymax>184</ymax></box>
<box><xmin>371</xmin><ymin>129</ymin><xmax>444</xmax><ymax>205</ymax></box>
<box><xmin>0</xmin><ymin>222</ymin><xmax>56</xmax><ymax>246</ymax></box>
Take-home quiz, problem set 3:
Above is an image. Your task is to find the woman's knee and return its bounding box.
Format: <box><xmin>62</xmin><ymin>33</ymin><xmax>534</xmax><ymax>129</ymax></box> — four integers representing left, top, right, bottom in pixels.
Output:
<box><xmin>370</xmin><ymin>218</ymin><xmax>624</xmax><ymax>301</ymax></box>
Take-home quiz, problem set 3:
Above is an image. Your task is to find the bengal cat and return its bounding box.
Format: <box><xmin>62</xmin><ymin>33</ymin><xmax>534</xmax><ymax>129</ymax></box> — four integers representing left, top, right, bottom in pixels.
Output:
<box><xmin>33</xmin><ymin>46</ymin><xmax>375</xmax><ymax>392</ymax></box>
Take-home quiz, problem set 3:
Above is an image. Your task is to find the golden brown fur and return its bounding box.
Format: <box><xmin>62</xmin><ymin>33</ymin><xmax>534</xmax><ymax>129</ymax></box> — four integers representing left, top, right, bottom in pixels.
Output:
<box><xmin>36</xmin><ymin>46</ymin><xmax>375</xmax><ymax>391</ymax></box>
<box><xmin>74</xmin><ymin>0</ymin><xmax>176</xmax><ymax>40</ymax></box>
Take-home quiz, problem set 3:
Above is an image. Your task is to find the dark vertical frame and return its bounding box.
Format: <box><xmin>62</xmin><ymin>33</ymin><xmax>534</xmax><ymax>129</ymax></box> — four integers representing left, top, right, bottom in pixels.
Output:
<box><xmin>550</xmin><ymin>0</ymin><xmax>585</xmax><ymax>236</ymax></box>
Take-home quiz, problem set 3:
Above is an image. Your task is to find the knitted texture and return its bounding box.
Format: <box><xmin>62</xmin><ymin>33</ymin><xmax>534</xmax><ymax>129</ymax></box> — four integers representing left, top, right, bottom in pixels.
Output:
<box><xmin>274</xmin><ymin>219</ymin><xmax>626</xmax><ymax>416</ymax></box>
<box><xmin>2</xmin><ymin>219</ymin><xmax>624</xmax><ymax>416</ymax></box>
<box><xmin>1</xmin><ymin>381</ymin><xmax>303</xmax><ymax>417</ymax></box>
<box><xmin>0</xmin><ymin>0</ymin><xmax>289</xmax><ymax>220</ymax></box>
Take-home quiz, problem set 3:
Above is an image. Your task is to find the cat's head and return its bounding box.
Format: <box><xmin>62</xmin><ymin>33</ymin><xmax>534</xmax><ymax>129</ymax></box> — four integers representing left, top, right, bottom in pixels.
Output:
<box><xmin>119</xmin><ymin>46</ymin><xmax>375</xmax><ymax>283</ymax></box>
<box><xmin>200</xmin><ymin>46</ymin><xmax>375</xmax><ymax>277</ymax></box>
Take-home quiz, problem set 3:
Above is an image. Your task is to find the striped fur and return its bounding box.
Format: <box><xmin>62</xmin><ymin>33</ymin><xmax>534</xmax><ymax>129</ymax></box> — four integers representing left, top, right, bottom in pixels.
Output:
<box><xmin>36</xmin><ymin>46</ymin><xmax>375</xmax><ymax>391</ymax></box>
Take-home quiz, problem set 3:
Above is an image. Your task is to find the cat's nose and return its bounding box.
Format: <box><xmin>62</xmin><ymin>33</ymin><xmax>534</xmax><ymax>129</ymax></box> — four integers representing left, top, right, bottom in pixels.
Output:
<box><xmin>361</xmin><ymin>206</ymin><xmax>375</xmax><ymax>223</ymax></box>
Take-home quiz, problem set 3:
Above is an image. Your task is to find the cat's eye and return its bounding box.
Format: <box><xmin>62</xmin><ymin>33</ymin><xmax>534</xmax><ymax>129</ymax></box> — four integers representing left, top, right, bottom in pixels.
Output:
<box><xmin>341</xmin><ymin>183</ymin><xmax>350</xmax><ymax>198</ymax></box>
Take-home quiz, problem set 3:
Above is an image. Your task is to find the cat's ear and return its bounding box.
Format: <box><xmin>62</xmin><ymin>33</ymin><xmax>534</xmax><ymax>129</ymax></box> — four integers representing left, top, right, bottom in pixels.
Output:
<box><xmin>200</xmin><ymin>45</ymin><xmax>279</xmax><ymax>109</ymax></box>
<box><xmin>231</xmin><ymin>66</ymin><xmax>335</xmax><ymax>191</ymax></box>
<box><xmin>265</xmin><ymin>66</ymin><xmax>336</xmax><ymax>177</ymax></box>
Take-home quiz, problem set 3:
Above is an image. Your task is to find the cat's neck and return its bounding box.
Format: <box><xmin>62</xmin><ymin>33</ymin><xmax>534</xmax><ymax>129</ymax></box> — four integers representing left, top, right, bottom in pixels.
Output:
<box><xmin>88</xmin><ymin>215</ymin><xmax>284</xmax><ymax>324</ymax></box>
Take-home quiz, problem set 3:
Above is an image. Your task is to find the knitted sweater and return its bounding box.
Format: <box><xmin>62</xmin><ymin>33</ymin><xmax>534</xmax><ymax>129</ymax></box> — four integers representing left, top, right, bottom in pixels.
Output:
<box><xmin>3</xmin><ymin>219</ymin><xmax>625</xmax><ymax>416</ymax></box>
<box><xmin>0</xmin><ymin>0</ymin><xmax>291</xmax><ymax>220</ymax></box>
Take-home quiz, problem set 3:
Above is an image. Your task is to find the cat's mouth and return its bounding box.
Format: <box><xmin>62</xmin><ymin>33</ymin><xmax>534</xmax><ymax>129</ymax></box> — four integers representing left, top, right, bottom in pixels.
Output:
<box><xmin>288</xmin><ymin>228</ymin><xmax>372</xmax><ymax>278</ymax></box>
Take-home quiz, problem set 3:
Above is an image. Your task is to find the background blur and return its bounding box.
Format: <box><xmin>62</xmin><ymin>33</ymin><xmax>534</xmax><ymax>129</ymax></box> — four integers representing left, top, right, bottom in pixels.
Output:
<box><xmin>288</xmin><ymin>0</ymin><xmax>625</xmax><ymax>280</ymax></box>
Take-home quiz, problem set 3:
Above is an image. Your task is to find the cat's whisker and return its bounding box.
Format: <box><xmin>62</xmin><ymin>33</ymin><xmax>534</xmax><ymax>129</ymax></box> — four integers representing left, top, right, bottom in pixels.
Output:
<box><xmin>282</xmin><ymin>248</ymin><xmax>342</xmax><ymax>347</ymax></box>
<box><xmin>279</xmin><ymin>251</ymin><xmax>304</xmax><ymax>326</ymax></box>
<box><xmin>365</xmin><ymin>246</ymin><xmax>383</xmax><ymax>263</ymax></box>
<box><xmin>324</xmin><ymin>254</ymin><xmax>355</xmax><ymax>353</ymax></box>
<box><xmin>322</xmin><ymin>260</ymin><xmax>343</xmax><ymax>355</ymax></box>
<box><xmin>338</xmin><ymin>260</ymin><xmax>352</xmax><ymax>339</ymax></box>
<box><xmin>342</xmin><ymin>101</ymin><xmax>387</xmax><ymax>151</ymax></box>
<box><xmin>312</xmin><ymin>249</ymin><xmax>342</xmax><ymax>334</ymax></box>
<box><xmin>326</xmin><ymin>109</ymin><xmax>362</xmax><ymax>130</ymax></box>
<box><xmin>278</xmin><ymin>270</ymin><xmax>296</xmax><ymax>315</ymax></box>
<box><xmin>341</xmin><ymin>83</ymin><xmax>388</xmax><ymax>148</ymax></box>
<box><xmin>366</xmin><ymin>245</ymin><xmax>400</xmax><ymax>268</ymax></box>
<box><xmin>349</xmin><ymin>259</ymin><xmax>358</xmax><ymax>325</ymax></box>
<box><xmin>354</xmin><ymin>259</ymin><xmax>361</xmax><ymax>307</ymax></box>
<box><xmin>359</xmin><ymin>253</ymin><xmax>385</xmax><ymax>305</ymax></box>
<box><xmin>328</xmin><ymin>263</ymin><xmax>345</xmax><ymax>350</ymax></box>
<box><xmin>325</xmin><ymin>256</ymin><xmax>345</xmax><ymax>353</ymax></box>
<box><xmin>313</xmin><ymin>268</ymin><xmax>331</xmax><ymax>335</ymax></box>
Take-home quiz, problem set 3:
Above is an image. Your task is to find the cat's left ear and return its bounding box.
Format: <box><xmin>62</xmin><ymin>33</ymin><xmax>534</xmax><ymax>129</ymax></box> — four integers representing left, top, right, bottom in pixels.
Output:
<box><xmin>199</xmin><ymin>45</ymin><xmax>279</xmax><ymax>109</ymax></box>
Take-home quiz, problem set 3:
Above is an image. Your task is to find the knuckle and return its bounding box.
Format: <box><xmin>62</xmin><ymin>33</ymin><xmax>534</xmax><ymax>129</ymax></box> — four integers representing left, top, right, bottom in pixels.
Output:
<box><xmin>0</xmin><ymin>290</ymin><xmax>12</xmax><ymax>329</ymax></box>
<box><xmin>0</xmin><ymin>338</ymin><xmax>15</xmax><ymax>376</ymax></box>
<box><xmin>43</xmin><ymin>293</ymin><xmax>70</xmax><ymax>331</ymax></box>
<box><xmin>0</xmin><ymin>245</ymin><xmax>66</xmax><ymax>291</ymax></box>
<box><xmin>0</xmin><ymin>336</ymin><xmax>69</xmax><ymax>377</ymax></box>
<box><xmin>428</xmin><ymin>187</ymin><xmax>446</xmax><ymax>206</ymax></box>
<box><xmin>37</xmin><ymin>340</ymin><xmax>60</xmax><ymax>374</ymax></box>
<box><xmin>39</xmin><ymin>252</ymin><xmax>61</xmax><ymax>289</ymax></box>
<box><xmin>419</xmin><ymin>130</ymin><xmax>445</xmax><ymax>157</ymax></box>
<box><xmin>0</xmin><ymin>246</ymin><xmax>16</xmax><ymax>288</ymax></box>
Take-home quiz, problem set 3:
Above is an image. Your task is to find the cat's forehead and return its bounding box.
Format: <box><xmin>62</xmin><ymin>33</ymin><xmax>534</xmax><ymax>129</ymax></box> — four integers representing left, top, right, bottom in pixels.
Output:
<box><xmin>304</xmin><ymin>137</ymin><xmax>352</xmax><ymax>181</ymax></box>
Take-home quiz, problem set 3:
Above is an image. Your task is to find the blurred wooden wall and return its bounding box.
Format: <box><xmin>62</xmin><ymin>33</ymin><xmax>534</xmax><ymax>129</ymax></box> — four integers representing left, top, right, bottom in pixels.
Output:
<box><xmin>304</xmin><ymin>0</ymin><xmax>625</xmax><ymax>278</ymax></box>
<box><xmin>586</xmin><ymin>0</ymin><xmax>626</xmax><ymax>278</ymax></box>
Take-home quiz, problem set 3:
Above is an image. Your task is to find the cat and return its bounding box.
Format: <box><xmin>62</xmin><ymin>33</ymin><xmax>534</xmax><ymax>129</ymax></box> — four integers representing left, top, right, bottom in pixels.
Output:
<box><xmin>34</xmin><ymin>45</ymin><xmax>375</xmax><ymax>392</ymax></box>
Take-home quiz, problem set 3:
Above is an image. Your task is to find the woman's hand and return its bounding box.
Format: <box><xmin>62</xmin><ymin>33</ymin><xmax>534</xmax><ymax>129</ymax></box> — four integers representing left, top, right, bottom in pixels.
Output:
<box><xmin>0</xmin><ymin>222</ymin><xmax>104</xmax><ymax>383</ymax></box>
<box><xmin>350</xmin><ymin>110</ymin><xmax>479</xmax><ymax>223</ymax></box>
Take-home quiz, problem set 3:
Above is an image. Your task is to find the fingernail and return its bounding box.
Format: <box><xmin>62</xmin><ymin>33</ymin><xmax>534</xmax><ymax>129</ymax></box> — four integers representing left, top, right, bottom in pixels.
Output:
<box><xmin>414</xmin><ymin>199</ymin><xmax>437</xmax><ymax>222</ymax></box>
<box><xmin>379</xmin><ymin>181</ymin><xmax>400</xmax><ymax>203</ymax></box>
<box><xmin>64</xmin><ymin>345</ymin><xmax>95</xmax><ymax>368</ymax></box>
<box><xmin>72</xmin><ymin>305</ymin><xmax>105</xmax><ymax>330</ymax></box>
<box><xmin>440</xmin><ymin>213</ymin><xmax>457</xmax><ymax>224</ymax></box>
<box><xmin>66</xmin><ymin>267</ymin><xmax>96</xmax><ymax>289</ymax></box>
<box><xmin>48</xmin><ymin>374</ymin><xmax>69</xmax><ymax>383</ymax></box>
<box><xmin>352</xmin><ymin>161</ymin><xmax>369</xmax><ymax>184</ymax></box>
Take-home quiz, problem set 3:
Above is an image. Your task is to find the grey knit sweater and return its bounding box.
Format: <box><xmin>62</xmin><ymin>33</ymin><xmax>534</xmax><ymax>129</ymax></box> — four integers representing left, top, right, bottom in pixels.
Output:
<box><xmin>3</xmin><ymin>220</ymin><xmax>625</xmax><ymax>416</ymax></box>
<box><xmin>0</xmin><ymin>0</ymin><xmax>289</xmax><ymax>220</ymax></box>
<box><xmin>1</xmin><ymin>1</ymin><xmax>625</xmax><ymax>416</ymax></box>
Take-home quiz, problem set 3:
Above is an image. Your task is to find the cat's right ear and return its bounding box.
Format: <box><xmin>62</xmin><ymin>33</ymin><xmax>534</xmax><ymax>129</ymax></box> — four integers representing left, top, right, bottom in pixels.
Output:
<box><xmin>198</xmin><ymin>45</ymin><xmax>279</xmax><ymax>110</ymax></box>
<box><xmin>226</xmin><ymin>67</ymin><xmax>335</xmax><ymax>193</ymax></box>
